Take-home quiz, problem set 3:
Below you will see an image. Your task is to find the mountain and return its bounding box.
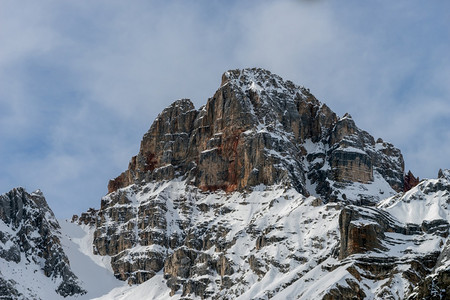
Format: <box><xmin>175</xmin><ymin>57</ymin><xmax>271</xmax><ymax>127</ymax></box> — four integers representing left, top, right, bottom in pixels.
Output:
<box><xmin>2</xmin><ymin>68</ymin><xmax>448</xmax><ymax>299</ymax></box>
<box><xmin>0</xmin><ymin>188</ymin><xmax>85</xmax><ymax>299</ymax></box>
<box><xmin>71</xmin><ymin>68</ymin><xmax>446</xmax><ymax>299</ymax></box>
<box><xmin>107</xmin><ymin>68</ymin><xmax>404</xmax><ymax>203</ymax></box>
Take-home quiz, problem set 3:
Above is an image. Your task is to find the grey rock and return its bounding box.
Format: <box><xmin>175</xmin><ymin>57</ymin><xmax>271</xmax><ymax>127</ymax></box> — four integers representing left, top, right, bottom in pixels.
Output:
<box><xmin>0</xmin><ymin>188</ymin><xmax>85</xmax><ymax>298</ymax></box>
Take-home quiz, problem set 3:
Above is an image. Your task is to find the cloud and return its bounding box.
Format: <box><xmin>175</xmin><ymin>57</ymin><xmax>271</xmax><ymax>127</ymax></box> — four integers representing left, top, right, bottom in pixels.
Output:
<box><xmin>0</xmin><ymin>0</ymin><xmax>449</xmax><ymax>217</ymax></box>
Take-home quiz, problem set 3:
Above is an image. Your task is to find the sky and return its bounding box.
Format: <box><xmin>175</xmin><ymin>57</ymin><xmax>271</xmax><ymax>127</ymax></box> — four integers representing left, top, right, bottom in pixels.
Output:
<box><xmin>1</xmin><ymin>0</ymin><xmax>449</xmax><ymax>218</ymax></box>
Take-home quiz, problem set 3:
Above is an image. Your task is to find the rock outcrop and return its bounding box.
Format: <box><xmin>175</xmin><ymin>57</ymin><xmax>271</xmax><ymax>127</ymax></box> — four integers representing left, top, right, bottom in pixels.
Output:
<box><xmin>404</xmin><ymin>170</ymin><xmax>420</xmax><ymax>192</ymax></box>
<box><xmin>330</xmin><ymin>201</ymin><xmax>447</xmax><ymax>299</ymax></box>
<box><xmin>0</xmin><ymin>188</ymin><xmax>85</xmax><ymax>299</ymax></box>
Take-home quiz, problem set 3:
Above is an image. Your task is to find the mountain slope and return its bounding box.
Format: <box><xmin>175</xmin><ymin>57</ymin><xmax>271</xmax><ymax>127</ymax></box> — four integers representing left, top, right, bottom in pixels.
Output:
<box><xmin>71</xmin><ymin>170</ymin><xmax>450</xmax><ymax>300</ymax></box>
<box><xmin>78</xmin><ymin>180</ymin><xmax>342</xmax><ymax>299</ymax></box>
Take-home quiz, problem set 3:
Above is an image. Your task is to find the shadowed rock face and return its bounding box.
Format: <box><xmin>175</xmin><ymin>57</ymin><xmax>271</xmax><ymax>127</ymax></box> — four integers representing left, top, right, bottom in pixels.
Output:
<box><xmin>107</xmin><ymin>68</ymin><xmax>405</xmax><ymax>201</ymax></box>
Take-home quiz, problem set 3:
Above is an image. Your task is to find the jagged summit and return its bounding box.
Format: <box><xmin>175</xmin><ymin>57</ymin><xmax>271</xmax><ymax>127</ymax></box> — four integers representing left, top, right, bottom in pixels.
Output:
<box><xmin>108</xmin><ymin>68</ymin><xmax>404</xmax><ymax>203</ymax></box>
<box><xmin>220</xmin><ymin>68</ymin><xmax>311</xmax><ymax>101</ymax></box>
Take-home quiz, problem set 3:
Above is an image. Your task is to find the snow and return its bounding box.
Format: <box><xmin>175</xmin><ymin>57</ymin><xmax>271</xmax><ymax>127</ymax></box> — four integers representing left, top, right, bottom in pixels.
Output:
<box><xmin>93</xmin><ymin>272</ymin><xmax>171</xmax><ymax>300</ymax></box>
<box><xmin>2</xmin><ymin>167</ymin><xmax>448</xmax><ymax>300</ymax></box>
<box><xmin>331</xmin><ymin>170</ymin><xmax>397</xmax><ymax>204</ymax></box>
<box><xmin>72</xmin><ymin>180</ymin><xmax>343</xmax><ymax>300</ymax></box>
<box><xmin>379</xmin><ymin>177</ymin><xmax>450</xmax><ymax>224</ymax></box>
<box><xmin>335</xmin><ymin>145</ymin><xmax>368</xmax><ymax>155</ymax></box>
<box><xmin>200</xmin><ymin>147</ymin><xmax>218</xmax><ymax>154</ymax></box>
<box><xmin>0</xmin><ymin>252</ymin><xmax>63</xmax><ymax>300</ymax></box>
<box><xmin>58</xmin><ymin>220</ymin><xmax>126</xmax><ymax>299</ymax></box>
<box><xmin>1</xmin><ymin>173</ymin><xmax>448</xmax><ymax>300</ymax></box>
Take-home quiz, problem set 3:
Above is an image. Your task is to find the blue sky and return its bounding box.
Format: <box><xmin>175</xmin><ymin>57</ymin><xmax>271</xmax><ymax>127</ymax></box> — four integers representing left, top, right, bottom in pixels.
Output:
<box><xmin>1</xmin><ymin>0</ymin><xmax>449</xmax><ymax>218</ymax></box>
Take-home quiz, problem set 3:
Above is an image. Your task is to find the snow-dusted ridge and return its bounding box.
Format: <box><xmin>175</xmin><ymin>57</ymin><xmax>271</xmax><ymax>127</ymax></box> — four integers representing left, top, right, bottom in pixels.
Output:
<box><xmin>379</xmin><ymin>174</ymin><xmax>450</xmax><ymax>224</ymax></box>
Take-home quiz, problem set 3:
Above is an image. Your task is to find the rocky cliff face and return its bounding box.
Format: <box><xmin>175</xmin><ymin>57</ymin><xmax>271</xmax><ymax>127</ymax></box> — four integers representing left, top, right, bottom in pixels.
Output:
<box><xmin>108</xmin><ymin>68</ymin><xmax>404</xmax><ymax>203</ymax></box>
<box><xmin>0</xmin><ymin>188</ymin><xmax>85</xmax><ymax>299</ymax></box>
<box><xmin>80</xmin><ymin>180</ymin><xmax>343</xmax><ymax>298</ymax></box>
<box><xmin>72</xmin><ymin>68</ymin><xmax>413</xmax><ymax>298</ymax></box>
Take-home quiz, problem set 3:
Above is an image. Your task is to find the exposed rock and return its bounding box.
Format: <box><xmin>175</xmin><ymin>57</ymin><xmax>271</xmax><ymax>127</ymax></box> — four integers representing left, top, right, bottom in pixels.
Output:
<box><xmin>72</xmin><ymin>207</ymin><xmax>98</xmax><ymax>226</ymax></box>
<box><xmin>0</xmin><ymin>275</ymin><xmax>21</xmax><ymax>300</ymax></box>
<box><xmin>112</xmin><ymin>249</ymin><xmax>165</xmax><ymax>284</ymax></box>
<box><xmin>339</xmin><ymin>206</ymin><xmax>388</xmax><ymax>259</ymax></box>
<box><xmin>438</xmin><ymin>168</ymin><xmax>450</xmax><ymax>181</ymax></box>
<box><xmin>335</xmin><ymin>203</ymin><xmax>447</xmax><ymax>299</ymax></box>
<box><xmin>408</xmin><ymin>232</ymin><xmax>450</xmax><ymax>299</ymax></box>
<box><xmin>0</xmin><ymin>188</ymin><xmax>85</xmax><ymax>298</ymax></box>
<box><xmin>333</xmin><ymin>173</ymin><xmax>450</xmax><ymax>300</ymax></box>
<box><xmin>421</xmin><ymin>219</ymin><xmax>449</xmax><ymax>237</ymax></box>
<box><xmin>322</xmin><ymin>278</ymin><xmax>367</xmax><ymax>300</ymax></box>
<box><xmin>404</xmin><ymin>170</ymin><xmax>420</xmax><ymax>192</ymax></box>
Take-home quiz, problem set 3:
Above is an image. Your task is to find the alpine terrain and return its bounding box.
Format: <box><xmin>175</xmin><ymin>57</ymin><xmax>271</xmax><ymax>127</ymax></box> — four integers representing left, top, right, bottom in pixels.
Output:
<box><xmin>2</xmin><ymin>68</ymin><xmax>450</xmax><ymax>299</ymax></box>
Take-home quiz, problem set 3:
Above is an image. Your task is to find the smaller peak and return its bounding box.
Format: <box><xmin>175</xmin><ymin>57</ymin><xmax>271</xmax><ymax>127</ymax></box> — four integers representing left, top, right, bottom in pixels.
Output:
<box><xmin>342</xmin><ymin>113</ymin><xmax>352</xmax><ymax>120</ymax></box>
<box><xmin>169</xmin><ymin>98</ymin><xmax>194</xmax><ymax>109</ymax></box>
<box><xmin>159</xmin><ymin>99</ymin><xmax>195</xmax><ymax>117</ymax></box>
<box><xmin>32</xmin><ymin>189</ymin><xmax>43</xmax><ymax>196</ymax></box>
<box><xmin>404</xmin><ymin>170</ymin><xmax>419</xmax><ymax>192</ymax></box>
<box><xmin>438</xmin><ymin>169</ymin><xmax>450</xmax><ymax>181</ymax></box>
<box><xmin>221</xmin><ymin>68</ymin><xmax>274</xmax><ymax>85</ymax></box>
<box><xmin>220</xmin><ymin>68</ymin><xmax>303</xmax><ymax>99</ymax></box>
<box><xmin>10</xmin><ymin>187</ymin><xmax>26</xmax><ymax>194</ymax></box>
<box><xmin>220</xmin><ymin>68</ymin><xmax>287</xmax><ymax>88</ymax></box>
<box><xmin>337</xmin><ymin>113</ymin><xmax>355</xmax><ymax>126</ymax></box>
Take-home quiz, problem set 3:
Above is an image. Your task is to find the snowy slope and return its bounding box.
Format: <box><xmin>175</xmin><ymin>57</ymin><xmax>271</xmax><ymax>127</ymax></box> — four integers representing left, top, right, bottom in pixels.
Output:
<box><xmin>379</xmin><ymin>176</ymin><xmax>450</xmax><ymax>224</ymax></box>
<box><xmin>58</xmin><ymin>221</ymin><xmax>126</xmax><ymax>299</ymax></box>
<box><xmin>69</xmin><ymin>172</ymin><xmax>450</xmax><ymax>300</ymax></box>
<box><xmin>3</xmin><ymin>173</ymin><xmax>450</xmax><ymax>300</ymax></box>
<box><xmin>75</xmin><ymin>179</ymin><xmax>343</xmax><ymax>299</ymax></box>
